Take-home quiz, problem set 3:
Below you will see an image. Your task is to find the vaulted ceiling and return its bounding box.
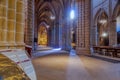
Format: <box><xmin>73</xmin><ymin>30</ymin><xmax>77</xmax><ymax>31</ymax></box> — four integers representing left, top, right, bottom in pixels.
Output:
<box><xmin>35</xmin><ymin>0</ymin><xmax>72</xmax><ymax>26</ymax></box>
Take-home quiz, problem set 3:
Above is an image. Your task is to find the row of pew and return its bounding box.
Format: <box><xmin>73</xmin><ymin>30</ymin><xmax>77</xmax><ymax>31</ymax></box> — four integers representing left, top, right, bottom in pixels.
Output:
<box><xmin>93</xmin><ymin>46</ymin><xmax>120</xmax><ymax>57</ymax></box>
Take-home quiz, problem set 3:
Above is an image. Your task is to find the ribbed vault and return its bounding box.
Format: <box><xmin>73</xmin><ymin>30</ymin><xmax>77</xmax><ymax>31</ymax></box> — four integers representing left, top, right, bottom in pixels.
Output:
<box><xmin>34</xmin><ymin>0</ymin><xmax>73</xmax><ymax>50</ymax></box>
<box><xmin>35</xmin><ymin>0</ymin><xmax>72</xmax><ymax>26</ymax></box>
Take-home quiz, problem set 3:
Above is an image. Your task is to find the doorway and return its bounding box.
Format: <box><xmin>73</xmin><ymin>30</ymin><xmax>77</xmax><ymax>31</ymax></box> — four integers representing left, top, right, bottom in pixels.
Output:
<box><xmin>38</xmin><ymin>26</ymin><xmax>48</xmax><ymax>46</ymax></box>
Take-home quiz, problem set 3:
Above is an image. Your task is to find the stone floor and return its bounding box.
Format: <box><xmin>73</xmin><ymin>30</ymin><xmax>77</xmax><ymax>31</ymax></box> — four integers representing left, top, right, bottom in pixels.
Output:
<box><xmin>32</xmin><ymin>51</ymin><xmax>120</xmax><ymax>80</ymax></box>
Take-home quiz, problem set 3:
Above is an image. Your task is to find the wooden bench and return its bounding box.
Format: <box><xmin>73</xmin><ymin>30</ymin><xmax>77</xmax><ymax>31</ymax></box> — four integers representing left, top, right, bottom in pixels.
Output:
<box><xmin>93</xmin><ymin>46</ymin><xmax>120</xmax><ymax>58</ymax></box>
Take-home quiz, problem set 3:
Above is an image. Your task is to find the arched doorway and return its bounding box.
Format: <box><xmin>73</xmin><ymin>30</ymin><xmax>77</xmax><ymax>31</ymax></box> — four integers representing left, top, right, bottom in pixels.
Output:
<box><xmin>38</xmin><ymin>25</ymin><xmax>48</xmax><ymax>46</ymax></box>
<box><xmin>96</xmin><ymin>11</ymin><xmax>109</xmax><ymax>46</ymax></box>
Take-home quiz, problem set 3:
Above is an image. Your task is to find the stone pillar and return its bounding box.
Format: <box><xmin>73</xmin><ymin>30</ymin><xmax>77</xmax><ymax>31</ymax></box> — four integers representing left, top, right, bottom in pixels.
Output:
<box><xmin>62</xmin><ymin>23</ymin><xmax>67</xmax><ymax>50</ymax></box>
<box><xmin>91</xmin><ymin>25</ymin><xmax>97</xmax><ymax>46</ymax></box>
<box><xmin>55</xmin><ymin>22</ymin><xmax>60</xmax><ymax>48</ymax></box>
<box><xmin>95</xmin><ymin>25</ymin><xmax>99</xmax><ymax>46</ymax></box>
<box><xmin>48</xmin><ymin>28</ymin><xmax>52</xmax><ymax>47</ymax></box>
<box><xmin>76</xmin><ymin>0</ymin><xmax>90</xmax><ymax>54</ymax></box>
<box><xmin>51</xmin><ymin>26</ymin><xmax>55</xmax><ymax>47</ymax></box>
<box><xmin>66</xmin><ymin>22</ymin><xmax>72</xmax><ymax>50</ymax></box>
<box><xmin>0</xmin><ymin>0</ymin><xmax>26</xmax><ymax>49</ymax></box>
<box><xmin>25</xmin><ymin>0</ymin><xmax>34</xmax><ymax>46</ymax></box>
<box><xmin>59</xmin><ymin>24</ymin><xmax>62</xmax><ymax>48</ymax></box>
<box><xmin>109</xmin><ymin>20</ymin><xmax>117</xmax><ymax>46</ymax></box>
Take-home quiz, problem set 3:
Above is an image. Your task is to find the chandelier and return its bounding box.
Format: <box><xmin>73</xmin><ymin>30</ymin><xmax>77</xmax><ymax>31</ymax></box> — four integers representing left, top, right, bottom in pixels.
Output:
<box><xmin>99</xmin><ymin>12</ymin><xmax>107</xmax><ymax>24</ymax></box>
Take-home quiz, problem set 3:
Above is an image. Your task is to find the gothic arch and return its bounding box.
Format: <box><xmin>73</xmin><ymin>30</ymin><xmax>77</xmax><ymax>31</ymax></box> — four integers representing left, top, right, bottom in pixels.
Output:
<box><xmin>94</xmin><ymin>8</ymin><xmax>108</xmax><ymax>25</ymax></box>
<box><xmin>93</xmin><ymin>9</ymin><xmax>109</xmax><ymax>46</ymax></box>
<box><xmin>112</xmin><ymin>1</ymin><xmax>120</xmax><ymax>44</ymax></box>
<box><xmin>112</xmin><ymin>1</ymin><xmax>120</xmax><ymax>19</ymax></box>
<box><xmin>38</xmin><ymin>22</ymin><xmax>48</xmax><ymax>46</ymax></box>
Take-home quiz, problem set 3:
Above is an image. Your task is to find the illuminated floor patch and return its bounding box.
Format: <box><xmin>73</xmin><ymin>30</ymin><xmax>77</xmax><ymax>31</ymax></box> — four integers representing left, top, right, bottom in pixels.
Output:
<box><xmin>32</xmin><ymin>52</ymin><xmax>120</xmax><ymax>80</ymax></box>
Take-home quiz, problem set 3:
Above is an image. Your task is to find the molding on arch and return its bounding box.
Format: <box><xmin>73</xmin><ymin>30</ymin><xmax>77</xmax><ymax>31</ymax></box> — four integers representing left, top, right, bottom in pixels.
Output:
<box><xmin>112</xmin><ymin>2</ymin><xmax>120</xmax><ymax>19</ymax></box>
<box><xmin>94</xmin><ymin>8</ymin><xmax>108</xmax><ymax>25</ymax></box>
<box><xmin>38</xmin><ymin>2</ymin><xmax>56</xmax><ymax>16</ymax></box>
<box><xmin>38</xmin><ymin>22</ymin><xmax>49</xmax><ymax>30</ymax></box>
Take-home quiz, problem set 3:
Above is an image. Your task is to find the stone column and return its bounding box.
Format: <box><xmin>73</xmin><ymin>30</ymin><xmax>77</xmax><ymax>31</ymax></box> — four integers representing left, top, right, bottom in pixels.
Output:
<box><xmin>47</xmin><ymin>29</ymin><xmax>51</xmax><ymax>46</ymax></box>
<box><xmin>95</xmin><ymin>25</ymin><xmax>99</xmax><ymax>46</ymax></box>
<box><xmin>59</xmin><ymin>24</ymin><xmax>62</xmax><ymax>48</ymax></box>
<box><xmin>25</xmin><ymin>0</ymin><xmax>34</xmax><ymax>46</ymax></box>
<box><xmin>91</xmin><ymin>25</ymin><xmax>97</xmax><ymax>46</ymax></box>
<box><xmin>109</xmin><ymin>20</ymin><xmax>117</xmax><ymax>46</ymax></box>
<box><xmin>66</xmin><ymin>22</ymin><xmax>72</xmax><ymax>50</ymax></box>
<box><xmin>55</xmin><ymin>22</ymin><xmax>60</xmax><ymax>48</ymax></box>
<box><xmin>51</xmin><ymin>26</ymin><xmax>55</xmax><ymax>47</ymax></box>
<box><xmin>76</xmin><ymin>0</ymin><xmax>90</xmax><ymax>54</ymax></box>
<box><xmin>61</xmin><ymin>21</ymin><xmax>71</xmax><ymax>50</ymax></box>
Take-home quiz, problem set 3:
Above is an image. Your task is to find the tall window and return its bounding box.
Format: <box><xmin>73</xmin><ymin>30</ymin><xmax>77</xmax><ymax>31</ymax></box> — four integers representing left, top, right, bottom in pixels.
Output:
<box><xmin>97</xmin><ymin>12</ymin><xmax>109</xmax><ymax>46</ymax></box>
<box><xmin>117</xmin><ymin>16</ymin><xmax>120</xmax><ymax>44</ymax></box>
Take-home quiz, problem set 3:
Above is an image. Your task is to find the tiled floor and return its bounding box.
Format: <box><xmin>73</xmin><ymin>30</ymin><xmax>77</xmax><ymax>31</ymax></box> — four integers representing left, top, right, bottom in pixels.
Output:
<box><xmin>32</xmin><ymin>51</ymin><xmax>120</xmax><ymax>80</ymax></box>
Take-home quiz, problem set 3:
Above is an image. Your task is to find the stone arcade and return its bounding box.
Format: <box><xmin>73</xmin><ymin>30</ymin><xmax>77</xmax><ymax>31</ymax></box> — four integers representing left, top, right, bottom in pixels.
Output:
<box><xmin>0</xmin><ymin>0</ymin><xmax>120</xmax><ymax>80</ymax></box>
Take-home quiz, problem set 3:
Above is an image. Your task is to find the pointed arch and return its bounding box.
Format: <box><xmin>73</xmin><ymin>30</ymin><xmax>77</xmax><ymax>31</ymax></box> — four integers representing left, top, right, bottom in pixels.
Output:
<box><xmin>38</xmin><ymin>22</ymin><xmax>48</xmax><ymax>46</ymax></box>
<box><xmin>112</xmin><ymin>1</ymin><xmax>120</xmax><ymax>19</ymax></box>
<box><xmin>94</xmin><ymin>8</ymin><xmax>108</xmax><ymax>25</ymax></box>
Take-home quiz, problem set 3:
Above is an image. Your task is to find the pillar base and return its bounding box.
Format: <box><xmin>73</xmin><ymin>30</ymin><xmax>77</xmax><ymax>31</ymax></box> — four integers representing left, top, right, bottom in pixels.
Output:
<box><xmin>76</xmin><ymin>48</ymin><xmax>90</xmax><ymax>54</ymax></box>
